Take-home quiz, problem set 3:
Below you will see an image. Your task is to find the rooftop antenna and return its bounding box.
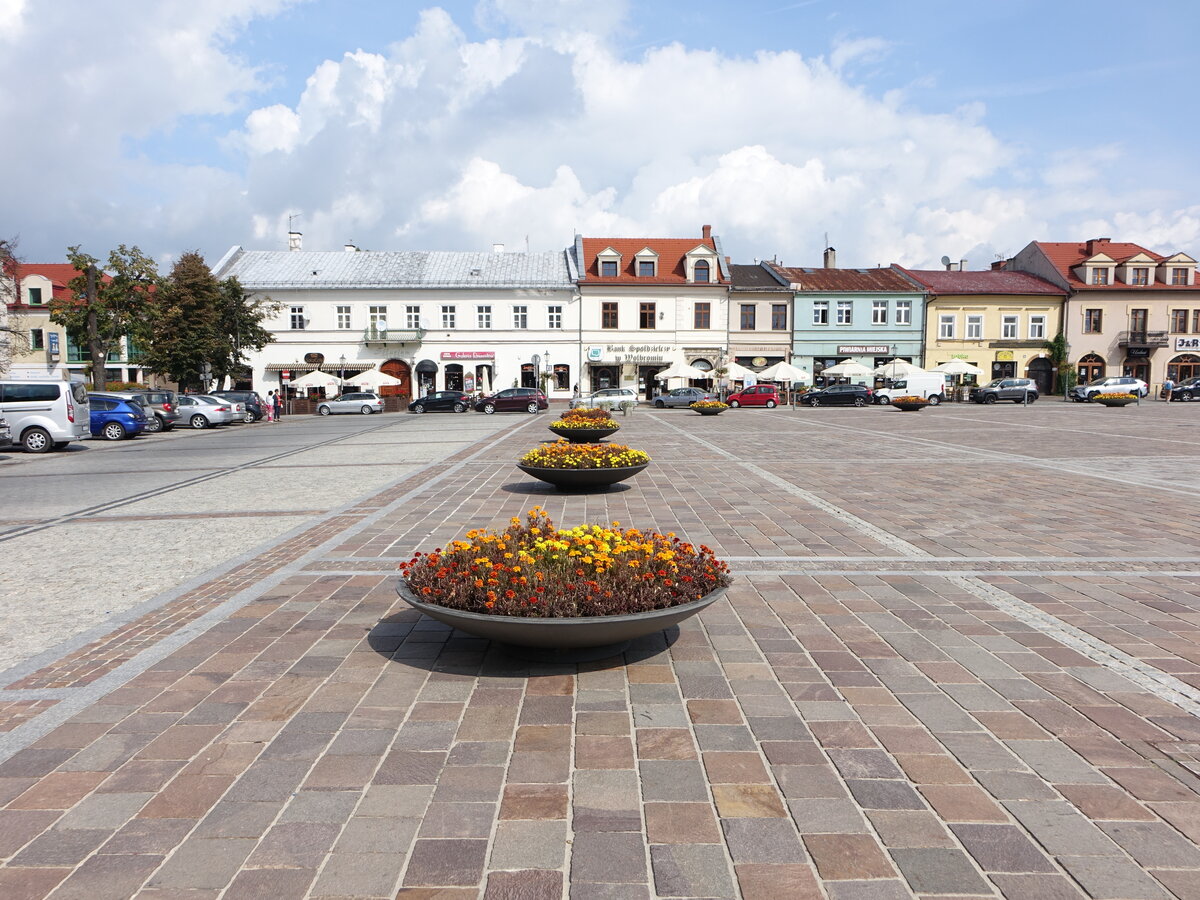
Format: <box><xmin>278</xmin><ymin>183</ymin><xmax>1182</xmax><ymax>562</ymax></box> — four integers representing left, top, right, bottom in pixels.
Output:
<box><xmin>940</xmin><ymin>255</ymin><xmax>952</xmax><ymax>271</ymax></box>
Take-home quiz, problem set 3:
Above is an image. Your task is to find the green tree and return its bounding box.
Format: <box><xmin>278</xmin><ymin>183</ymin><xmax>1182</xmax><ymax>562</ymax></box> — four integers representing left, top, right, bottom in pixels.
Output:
<box><xmin>139</xmin><ymin>251</ymin><xmax>223</xmax><ymax>392</ymax></box>
<box><xmin>0</xmin><ymin>237</ymin><xmax>26</xmax><ymax>373</ymax></box>
<box><xmin>1044</xmin><ymin>332</ymin><xmax>1074</xmax><ymax>393</ymax></box>
<box><xmin>208</xmin><ymin>276</ymin><xmax>280</xmax><ymax>388</ymax></box>
<box><xmin>51</xmin><ymin>245</ymin><xmax>159</xmax><ymax>390</ymax></box>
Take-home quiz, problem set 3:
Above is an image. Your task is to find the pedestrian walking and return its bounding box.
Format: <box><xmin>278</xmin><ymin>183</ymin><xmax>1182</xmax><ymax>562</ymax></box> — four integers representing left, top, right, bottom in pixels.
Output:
<box><xmin>274</xmin><ymin>391</ymin><xmax>284</xmax><ymax>420</ymax></box>
<box><xmin>1164</xmin><ymin>376</ymin><xmax>1175</xmax><ymax>401</ymax></box>
<box><xmin>263</xmin><ymin>391</ymin><xmax>275</xmax><ymax>422</ymax></box>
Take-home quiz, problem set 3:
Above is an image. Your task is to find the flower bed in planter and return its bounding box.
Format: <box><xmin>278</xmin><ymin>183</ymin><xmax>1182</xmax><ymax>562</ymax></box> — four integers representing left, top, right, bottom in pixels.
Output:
<box><xmin>398</xmin><ymin>507</ymin><xmax>731</xmax><ymax>651</ymax></box>
<box><xmin>1093</xmin><ymin>392</ymin><xmax>1137</xmax><ymax>407</ymax></box>
<box><xmin>890</xmin><ymin>394</ymin><xmax>929</xmax><ymax>411</ymax></box>
<box><xmin>548</xmin><ymin>407</ymin><xmax>620</xmax><ymax>442</ymax></box>
<box><xmin>691</xmin><ymin>400</ymin><xmax>729</xmax><ymax>416</ymax></box>
<box><xmin>517</xmin><ymin>440</ymin><xmax>649</xmax><ymax>489</ymax></box>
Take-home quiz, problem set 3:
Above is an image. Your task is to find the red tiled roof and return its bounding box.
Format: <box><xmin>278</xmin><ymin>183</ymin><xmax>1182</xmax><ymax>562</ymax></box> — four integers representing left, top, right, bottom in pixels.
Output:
<box><xmin>580</xmin><ymin>237</ymin><xmax>724</xmax><ymax>285</ymax></box>
<box><xmin>1033</xmin><ymin>240</ymin><xmax>1200</xmax><ymax>290</ymax></box>
<box><xmin>770</xmin><ymin>264</ymin><xmax>918</xmax><ymax>293</ymax></box>
<box><xmin>12</xmin><ymin>263</ymin><xmax>85</xmax><ymax>294</ymax></box>
<box><xmin>897</xmin><ymin>267</ymin><xmax>1066</xmax><ymax>296</ymax></box>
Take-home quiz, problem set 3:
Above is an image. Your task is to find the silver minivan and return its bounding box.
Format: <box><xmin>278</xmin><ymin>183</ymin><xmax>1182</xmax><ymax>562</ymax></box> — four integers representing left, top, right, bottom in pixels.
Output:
<box><xmin>0</xmin><ymin>380</ymin><xmax>91</xmax><ymax>452</ymax></box>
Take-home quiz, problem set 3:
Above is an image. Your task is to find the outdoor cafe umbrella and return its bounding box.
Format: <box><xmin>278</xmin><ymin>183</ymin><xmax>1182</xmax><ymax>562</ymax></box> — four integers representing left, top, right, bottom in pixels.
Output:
<box><xmin>654</xmin><ymin>361</ymin><xmax>711</xmax><ymax>383</ymax></box>
<box><xmin>820</xmin><ymin>359</ymin><xmax>874</xmax><ymax>380</ymax></box>
<box><xmin>721</xmin><ymin>360</ymin><xmax>757</xmax><ymax>381</ymax></box>
<box><xmin>756</xmin><ymin>360</ymin><xmax>812</xmax><ymax>383</ymax></box>
<box><xmin>933</xmin><ymin>359</ymin><xmax>984</xmax><ymax>377</ymax></box>
<box><xmin>348</xmin><ymin>368</ymin><xmax>406</xmax><ymax>390</ymax></box>
<box><xmin>290</xmin><ymin>370</ymin><xmax>343</xmax><ymax>390</ymax></box>
<box><xmin>874</xmin><ymin>358</ymin><xmax>925</xmax><ymax>379</ymax></box>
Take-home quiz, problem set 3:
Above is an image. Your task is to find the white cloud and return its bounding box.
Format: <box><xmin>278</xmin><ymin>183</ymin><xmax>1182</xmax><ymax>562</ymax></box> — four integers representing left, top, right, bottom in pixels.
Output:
<box><xmin>829</xmin><ymin>35</ymin><xmax>891</xmax><ymax>72</ymax></box>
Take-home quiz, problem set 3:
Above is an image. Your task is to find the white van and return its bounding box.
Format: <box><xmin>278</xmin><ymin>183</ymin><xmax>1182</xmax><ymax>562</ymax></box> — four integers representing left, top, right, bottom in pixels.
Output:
<box><xmin>0</xmin><ymin>380</ymin><xmax>91</xmax><ymax>452</ymax></box>
<box><xmin>875</xmin><ymin>372</ymin><xmax>949</xmax><ymax>405</ymax></box>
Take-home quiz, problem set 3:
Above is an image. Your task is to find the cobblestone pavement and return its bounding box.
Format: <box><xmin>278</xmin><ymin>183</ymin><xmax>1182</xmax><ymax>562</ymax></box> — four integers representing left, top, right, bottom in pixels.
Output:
<box><xmin>1</xmin><ymin>401</ymin><xmax>1199</xmax><ymax>898</ymax></box>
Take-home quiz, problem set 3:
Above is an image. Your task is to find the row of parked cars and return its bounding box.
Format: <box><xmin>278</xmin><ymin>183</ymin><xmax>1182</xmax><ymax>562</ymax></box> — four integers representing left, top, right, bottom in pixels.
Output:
<box><xmin>0</xmin><ymin>381</ymin><xmax>275</xmax><ymax>453</ymax></box>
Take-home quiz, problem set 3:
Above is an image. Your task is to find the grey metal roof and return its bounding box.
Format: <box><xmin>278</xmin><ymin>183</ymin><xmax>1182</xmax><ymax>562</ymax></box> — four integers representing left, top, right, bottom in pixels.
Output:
<box><xmin>214</xmin><ymin>248</ymin><xmax>574</xmax><ymax>290</ymax></box>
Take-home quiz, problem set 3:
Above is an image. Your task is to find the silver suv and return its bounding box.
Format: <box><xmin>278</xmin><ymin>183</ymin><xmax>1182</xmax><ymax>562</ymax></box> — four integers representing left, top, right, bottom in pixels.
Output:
<box><xmin>1069</xmin><ymin>376</ymin><xmax>1148</xmax><ymax>402</ymax></box>
<box><xmin>970</xmin><ymin>378</ymin><xmax>1038</xmax><ymax>404</ymax></box>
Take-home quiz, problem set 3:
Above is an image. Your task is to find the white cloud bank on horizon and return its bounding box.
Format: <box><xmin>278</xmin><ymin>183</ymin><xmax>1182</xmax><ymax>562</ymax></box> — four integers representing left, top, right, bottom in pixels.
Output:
<box><xmin>2</xmin><ymin>0</ymin><xmax>1199</xmax><ymax>268</ymax></box>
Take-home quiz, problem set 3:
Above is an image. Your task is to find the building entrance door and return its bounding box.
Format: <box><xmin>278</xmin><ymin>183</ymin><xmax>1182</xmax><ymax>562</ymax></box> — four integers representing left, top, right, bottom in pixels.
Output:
<box><xmin>1026</xmin><ymin>358</ymin><xmax>1053</xmax><ymax>394</ymax></box>
<box><xmin>381</xmin><ymin>359</ymin><xmax>412</xmax><ymax>399</ymax></box>
<box><xmin>1077</xmin><ymin>354</ymin><xmax>1104</xmax><ymax>384</ymax></box>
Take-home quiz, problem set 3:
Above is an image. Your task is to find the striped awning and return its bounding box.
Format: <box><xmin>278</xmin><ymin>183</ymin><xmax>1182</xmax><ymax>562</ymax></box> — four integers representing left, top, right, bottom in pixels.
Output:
<box><xmin>263</xmin><ymin>363</ymin><xmax>372</xmax><ymax>373</ymax></box>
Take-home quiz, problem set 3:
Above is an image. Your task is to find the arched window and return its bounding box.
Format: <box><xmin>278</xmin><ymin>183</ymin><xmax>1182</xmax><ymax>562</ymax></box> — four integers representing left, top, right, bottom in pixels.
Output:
<box><xmin>694</xmin><ymin>260</ymin><xmax>710</xmax><ymax>283</ymax></box>
<box><xmin>1077</xmin><ymin>353</ymin><xmax>1105</xmax><ymax>384</ymax></box>
<box><xmin>1168</xmin><ymin>354</ymin><xmax>1200</xmax><ymax>383</ymax></box>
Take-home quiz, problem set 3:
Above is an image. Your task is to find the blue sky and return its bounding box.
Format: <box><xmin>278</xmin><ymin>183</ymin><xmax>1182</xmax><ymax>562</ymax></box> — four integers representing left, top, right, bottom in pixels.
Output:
<box><xmin>3</xmin><ymin>0</ymin><xmax>1199</xmax><ymax>269</ymax></box>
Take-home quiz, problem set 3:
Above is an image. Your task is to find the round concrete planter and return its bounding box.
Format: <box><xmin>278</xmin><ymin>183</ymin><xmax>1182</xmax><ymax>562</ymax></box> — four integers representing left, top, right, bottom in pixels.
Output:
<box><xmin>1096</xmin><ymin>397</ymin><xmax>1136</xmax><ymax>407</ymax></box>
<box><xmin>892</xmin><ymin>401</ymin><xmax>928</xmax><ymax>412</ymax></box>
<box><xmin>516</xmin><ymin>462</ymin><xmax>649</xmax><ymax>490</ymax></box>
<box><xmin>397</xmin><ymin>581</ymin><xmax>727</xmax><ymax>657</ymax></box>
<box><xmin>692</xmin><ymin>408</ymin><xmax>725</xmax><ymax>416</ymax></box>
<box><xmin>547</xmin><ymin>424</ymin><xmax>620</xmax><ymax>442</ymax></box>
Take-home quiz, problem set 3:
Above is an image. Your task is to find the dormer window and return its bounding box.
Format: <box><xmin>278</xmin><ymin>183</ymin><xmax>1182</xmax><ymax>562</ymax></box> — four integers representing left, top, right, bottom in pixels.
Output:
<box><xmin>596</xmin><ymin>247</ymin><xmax>622</xmax><ymax>278</ymax></box>
<box><xmin>634</xmin><ymin>247</ymin><xmax>658</xmax><ymax>278</ymax></box>
<box><xmin>601</xmin><ymin>261</ymin><xmax>618</xmax><ymax>277</ymax></box>
<box><xmin>694</xmin><ymin>260</ymin><xmax>710</xmax><ymax>283</ymax></box>
<box><xmin>1173</xmin><ymin>267</ymin><xmax>1189</xmax><ymax>285</ymax></box>
<box><xmin>1091</xmin><ymin>268</ymin><xmax>1109</xmax><ymax>285</ymax></box>
<box><xmin>1131</xmin><ymin>267</ymin><xmax>1149</xmax><ymax>285</ymax></box>
<box><xmin>684</xmin><ymin>244</ymin><xmax>718</xmax><ymax>283</ymax></box>
<box><xmin>27</xmin><ymin>287</ymin><xmax>43</xmax><ymax>305</ymax></box>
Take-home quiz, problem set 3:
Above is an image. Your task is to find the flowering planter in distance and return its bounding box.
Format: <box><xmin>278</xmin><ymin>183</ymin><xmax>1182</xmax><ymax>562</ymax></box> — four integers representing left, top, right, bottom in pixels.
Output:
<box><xmin>547</xmin><ymin>424</ymin><xmax>620</xmax><ymax>442</ymax></box>
<box><xmin>516</xmin><ymin>462</ymin><xmax>649</xmax><ymax>489</ymax></box>
<box><xmin>398</xmin><ymin>581</ymin><xmax>727</xmax><ymax>653</ymax></box>
<box><xmin>892</xmin><ymin>401</ymin><xmax>927</xmax><ymax>411</ymax></box>
<box><xmin>1096</xmin><ymin>398</ymin><xmax>1136</xmax><ymax>407</ymax></box>
<box><xmin>693</xmin><ymin>408</ymin><xmax>724</xmax><ymax>416</ymax></box>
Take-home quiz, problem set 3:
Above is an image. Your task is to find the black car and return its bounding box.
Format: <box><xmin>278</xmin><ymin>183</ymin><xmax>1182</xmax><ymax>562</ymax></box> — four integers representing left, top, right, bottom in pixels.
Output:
<box><xmin>473</xmin><ymin>387</ymin><xmax>548</xmax><ymax>414</ymax></box>
<box><xmin>409</xmin><ymin>391</ymin><xmax>471</xmax><ymax>413</ymax></box>
<box><xmin>802</xmin><ymin>384</ymin><xmax>873</xmax><ymax>407</ymax></box>
<box><xmin>210</xmin><ymin>390</ymin><xmax>265</xmax><ymax>422</ymax></box>
<box><xmin>1170</xmin><ymin>376</ymin><xmax>1200</xmax><ymax>401</ymax></box>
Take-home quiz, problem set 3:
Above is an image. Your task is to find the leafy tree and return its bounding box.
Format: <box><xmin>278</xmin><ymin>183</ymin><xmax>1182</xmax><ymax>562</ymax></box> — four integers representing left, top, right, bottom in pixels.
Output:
<box><xmin>51</xmin><ymin>245</ymin><xmax>158</xmax><ymax>391</ymax></box>
<box><xmin>0</xmin><ymin>237</ymin><xmax>25</xmax><ymax>373</ymax></box>
<box><xmin>208</xmin><ymin>276</ymin><xmax>280</xmax><ymax>388</ymax></box>
<box><xmin>1044</xmin><ymin>332</ymin><xmax>1074</xmax><ymax>393</ymax></box>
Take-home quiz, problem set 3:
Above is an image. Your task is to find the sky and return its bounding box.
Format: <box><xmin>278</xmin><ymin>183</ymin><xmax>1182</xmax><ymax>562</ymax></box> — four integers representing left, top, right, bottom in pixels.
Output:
<box><xmin>3</xmin><ymin>0</ymin><xmax>1200</xmax><ymax>272</ymax></box>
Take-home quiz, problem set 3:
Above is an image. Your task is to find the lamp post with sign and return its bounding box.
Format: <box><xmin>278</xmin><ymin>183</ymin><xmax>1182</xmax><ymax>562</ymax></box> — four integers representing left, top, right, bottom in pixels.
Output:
<box><xmin>339</xmin><ymin>354</ymin><xmax>346</xmax><ymax>386</ymax></box>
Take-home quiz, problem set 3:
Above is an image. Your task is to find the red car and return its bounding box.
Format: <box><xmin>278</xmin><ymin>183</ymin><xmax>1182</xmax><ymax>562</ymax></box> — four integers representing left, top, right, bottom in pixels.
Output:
<box><xmin>726</xmin><ymin>384</ymin><xmax>781</xmax><ymax>408</ymax></box>
<box><xmin>473</xmin><ymin>387</ymin><xmax>548</xmax><ymax>414</ymax></box>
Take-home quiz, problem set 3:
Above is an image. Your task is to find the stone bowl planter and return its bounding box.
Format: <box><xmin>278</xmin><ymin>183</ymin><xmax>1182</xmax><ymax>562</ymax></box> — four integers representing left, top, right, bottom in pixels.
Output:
<box><xmin>892</xmin><ymin>400</ymin><xmax>928</xmax><ymax>412</ymax></box>
<box><xmin>516</xmin><ymin>462</ymin><xmax>649</xmax><ymax>490</ymax></box>
<box><xmin>397</xmin><ymin>581</ymin><xmax>727</xmax><ymax>657</ymax></box>
<box><xmin>1095</xmin><ymin>397</ymin><xmax>1136</xmax><ymax>407</ymax></box>
<box><xmin>693</xmin><ymin>408</ymin><xmax>725</xmax><ymax>416</ymax></box>
<box><xmin>547</xmin><ymin>424</ymin><xmax>620</xmax><ymax>442</ymax></box>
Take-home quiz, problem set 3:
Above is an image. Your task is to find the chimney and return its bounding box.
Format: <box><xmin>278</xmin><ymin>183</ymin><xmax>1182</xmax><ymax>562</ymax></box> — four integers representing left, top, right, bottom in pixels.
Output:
<box><xmin>823</xmin><ymin>247</ymin><xmax>837</xmax><ymax>269</ymax></box>
<box><xmin>287</xmin><ymin>231</ymin><xmax>302</xmax><ymax>252</ymax></box>
<box><xmin>344</xmin><ymin>243</ymin><xmax>358</xmax><ymax>252</ymax></box>
<box><xmin>991</xmin><ymin>259</ymin><xmax>1006</xmax><ymax>271</ymax></box>
<box><xmin>959</xmin><ymin>259</ymin><xmax>968</xmax><ymax>271</ymax></box>
<box><xmin>702</xmin><ymin>224</ymin><xmax>711</xmax><ymax>240</ymax></box>
<box><xmin>1085</xmin><ymin>237</ymin><xmax>1111</xmax><ymax>255</ymax></box>
<box><xmin>492</xmin><ymin>243</ymin><xmax>505</xmax><ymax>254</ymax></box>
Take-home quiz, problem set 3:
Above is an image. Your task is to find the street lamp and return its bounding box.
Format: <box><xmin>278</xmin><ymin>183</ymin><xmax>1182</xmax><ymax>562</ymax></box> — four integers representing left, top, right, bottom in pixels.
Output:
<box><xmin>339</xmin><ymin>354</ymin><xmax>346</xmax><ymax>384</ymax></box>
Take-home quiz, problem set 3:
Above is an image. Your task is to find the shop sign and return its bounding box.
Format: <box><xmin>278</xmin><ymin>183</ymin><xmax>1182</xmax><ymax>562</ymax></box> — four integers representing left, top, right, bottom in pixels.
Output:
<box><xmin>1176</xmin><ymin>337</ymin><xmax>1200</xmax><ymax>352</ymax></box>
<box><xmin>47</xmin><ymin>332</ymin><xmax>60</xmax><ymax>357</ymax></box>
<box><xmin>1128</xmin><ymin>347</ymin><xmax>1150</xmax><ymax>358</ymax></box>
<box><xmin>996</xmin><ymin>350</ymin><xmax>1014</xmax><ymax>361</ymax></box>
<box><xmin>440</xmin><ymin>351</ymin><xmax>495</xmax><ymax>359</ymax></box>
<box><xmin>733</xmin><ymin>345</ymin><xmax>785</xmax><ymax>354</ymax></box>
<box><xmin>752</xmin><ymin>356</ymin><xmax>767</xmax><ymax>367</ymax></box>
<box><xmin>587</xmin><ymin>347</ymin><xmax>603</xmax><ymax>361</ymax></box>
<box><xmin>304</xmin><ymin>352</ymin><xmax>324</xmax><ymax>365</ymax></box>
<box><xmin>593</xmin><ymin>344</ymin><xmax>671</xmax><ymax>364</ymax></box>
<box><xmin>837</xmin><ymin>344</ymin><xmax>890</xmax><ymax>354</ymax></box>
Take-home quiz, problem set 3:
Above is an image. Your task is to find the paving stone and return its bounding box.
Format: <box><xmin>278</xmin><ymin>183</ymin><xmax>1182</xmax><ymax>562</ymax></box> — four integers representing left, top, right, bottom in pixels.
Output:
<box><xmin>404</xmin><ymin>838</ymin><xmax>489</xmax><ymax>886</ymax></box>
<box><xmin>1057</xmin><ymin>855</ymin><xmax>1171</xmax><ymax>900</ymax></box>
<box><xmin>734</xmin><ymin>863</ymin><xmax>822</xmax><ymax>899</ymax></box>
<box><xmin>490</xmin><ymin>819</ymin><xmax>568</xmax><ymax>869</ymax></box>
<box><xmin>827</xmin><ymin>748</ymin><xmax>905</xmax><ymax>780</ymax></box>
<box><xmin>312</xmin><ymin>850</ymin><xmax>404</xmax><ymax>896</ymax></box>
<box><xmin>570</xmin><ymin>832</ymin><xmax>648</xmax><ymax>884</ymax></box>
<box><xmin>637</xmin><ymin>759</ymin><xmax>709</xmax><ymax>801</ymax></box>
<box><xmin>867</xmin><ymin>810</ymin><xmax>956</xmax><ymax>849</ymax></box>
<box><xmin>720</xmin><ymin>817</ymin><xmax>806</xmax><ymax>863</ymax></box>
<box><xmin>803</xmin><ymin>834</ymin><xmax>895</xmax><ymax>880</ymax></box>
<box><xmin>988</xmin><ymin>873</ymin><xmax>1088</xmax><ymax>900</ymax></box>
<box><xmin>711</xmin><ymin>783</ymin><xmax>787</xmax><ymax>818</ymax></box>
<box><xmin>1002</xmin><ymin>800</ymin><xmax>1120</xmax><ymax>856</ymax></box>
<box><xmin>500</xmin><ymin>783</ymin><xmax>569</xmax><ymax>820</ymax></box>
<box><xmin>224</xmin><ymin>868</ymin><xmax>318</xmax><ymax>900</ymax></box>
<box><xmin>649</xmin><ymin>843</ymin><xmax>736</xmax><ymax>897</ymax></box>
<box><xmin>245</xmin><ymin>821</ymin><xmax>340</xmax><ymax>867</ymax></box>
<box><xmin>54</xmin><ymin>790</ymin><xmax>153</xmax><ymax>829</ymax></box>
<box><xmin>101</xmin><ymin>817</ymin><xmax>195</xmax><ymax>854</ymax></box>
<box><xmin>845</xmin><ymin>779</ymin><xmax>925</xmax><ymax>810</ymax></box>
<box><xmin>635</xmin><ymin>728</ymin><xmax>695</xmax><ymax>760</ymax></box>
<box><xmin>0</xmin><ymin>866</ymin><xmax>71</xmax><ymax>899</ymax></box>
<box><xmin>949</xmin><ymin>823</ymin><xmax>1056</xmax><ymax>873</ymax></box>
<box><xmin>786</xmin><ymin>798</ymin><xmax>869</xmax><ymax>834</ymax></box>
<box><xmin>8</xmin><ymin>827</ymin><xmax>110</xmax><ymax>866</ymax></box>
<box><xmin>824</xmin><ymin>881</ymin><xmax>916</xmax><ymax>900</ymax></box>
<box><xmin>484</xmin><ymin>869</ymin><xmax>563</xmax><ymax>900</ymax></box>
<box><xmin>644</xmin><ymin>802</ymin><xmax>721</xmax><ymax>844</ymax></box>
<box><xmin>889</xmin><ymin>847</ymin><xmax>991</xmax><ymax>895</ymax></box>
<box><xmin>1097</xmin><ymin>820</ymin><xmax>1200</xmax><ymax>868</ymax></box>
<box><xmin>146</xmin><ymin>837</ymin><xmax>256</xmax><ymax>890</ymax></box>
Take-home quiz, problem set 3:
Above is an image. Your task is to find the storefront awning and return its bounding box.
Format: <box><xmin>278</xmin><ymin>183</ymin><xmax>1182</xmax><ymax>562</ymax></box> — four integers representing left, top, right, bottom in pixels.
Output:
<box><xmin>415</xmin><ymin>359</ymin><xmax>438</xmax><ymax>374</ymax></box>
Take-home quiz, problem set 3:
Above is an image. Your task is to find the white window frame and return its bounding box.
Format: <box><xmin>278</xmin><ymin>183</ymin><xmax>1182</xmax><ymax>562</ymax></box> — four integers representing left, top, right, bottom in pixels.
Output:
<box><xmin>836</xmin><ymin>301</ymin><xmax>853</xmax><ymax>325</ymax></box>
<box><xmin>441</xmin><ymin>305</ymin><xmax>456</xmax><ymax>329</ymax></box>
<box><xmin>813</xmin><ymin>301</ymin><xmax>829</xmax><ymax>325</ymax></box>
<box><xmin>290</xmin><ymin>306</ymin><xmax>306</xmax><ymax>330</ymax></box>
<box><xmin>513</xmin><ymin>305</ymin><xmax>528</xmax><ymax>329</ymax></box>
<box><xmin>336</xmin><ymin>306</ymin><xmax>351</xmax><ymax>330</ymax></box>
<box><xmin>871</xmin><ymin>301</ymin><xmax>888</xmax><ymax>325</ymax></box>
<box><xmin>966</xmin><ymin>315</ymin><xmax>983</xmax><ymax>339</ymax></box>
<box><xmin>895</xmin><ymin>301</ymin><xmax>912</xmax><ymax>325</ymax></box>
<box><xmin>547</xmin><ymin>305</ymin><xmax>563</xmax><ymax>329</ymax></box>
<box><xmin>406</xmin><ymin>305</ymin><xmax>421</xmax><ymax>329</ymax></box>
<box><xmin>938</xmin><ymin>314</ymin><xmax>956</xmax><ymax>339</ymax></box>
<box><xmin>1029</xmin><ymin>315</ymin><xmax>1046</xmax><ymax>340</ymax></box>
<box><xmin>369</xmin><ymin>306</ymin><xmax>388</xmax><ymax>330</ymax></box>
<box><xmin>477</xmin><ymin>305</ymin><xmax>492</xmax><ymax>329</ymax></box>
<box><xmin>1001</xmin><ymin>315</ymin><xmax>1018</xmax><ymax>340</ymax></box>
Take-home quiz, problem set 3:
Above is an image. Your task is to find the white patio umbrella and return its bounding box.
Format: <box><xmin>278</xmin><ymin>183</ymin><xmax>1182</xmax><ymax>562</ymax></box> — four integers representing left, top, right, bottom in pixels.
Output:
<box><xmin>821</xmin><ymin>359</ymin><xmax>874</xmax><ymax>380</ymax></box>
<box><xmin>757</xmin><ymin>360</ymin><xmax>812</xmax><ymax>383</ymax></box>
<box><xmin>721</xmin><ymin>360</ymin><xmax>757</xmax><ymax>381</ymax></box>
<box><xmin>934</xmin><ymin>359</ymin><xmax>984</xmax><ymax>376</ymax></box>
<box><xmin>478</xmin><ymin>367</ymin><xmax>491</xmax><ymax>394</ymax></box>
<box><xmin>874</xmin><ymin>358</ymin><xmax>925</xmax><ymax>379</ymax></box>
<box><xmin>654</xmin><ymin>362</ymin><xmax>711</xmax><ymax>382</ymax></box>
<box><xmin>348</xmin><ymin>368</ymin><xmax>406</xmax><ymax>389</ymax></box>
<box><xmin>290</xmin><ymin>370</ymin><xmax>342</xmax><ymax>390</ymax></box>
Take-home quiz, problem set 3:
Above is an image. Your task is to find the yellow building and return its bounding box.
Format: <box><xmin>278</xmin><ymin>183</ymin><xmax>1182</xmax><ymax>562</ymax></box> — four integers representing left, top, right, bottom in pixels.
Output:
<box><xmin>896</xmin><ymin>267</ymin><xmax>1067</xmax><ymax>392</ymax></box>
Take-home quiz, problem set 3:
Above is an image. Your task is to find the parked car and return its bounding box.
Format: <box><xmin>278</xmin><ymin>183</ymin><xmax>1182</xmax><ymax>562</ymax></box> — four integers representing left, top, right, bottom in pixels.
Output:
<box><xmin>0</xmin><ymin>379</ymin><xmax>90</xmax><ymax>452</ymax></box>
<box><xmin>652</xmin><ymin>387</ymin><xmax>717</xmax><ymax>408</ymax></box>
<box><xmin>89</xmin><ymin>396</ymin><xmax>148</xmax><ymax>441</ymax></box>
<box><xmin>570</xmin><ymin>387</ymin><xmax>639</xmax><ymax>409</ymax></box>
<box><xmin>409</xmin><ymin>391</ymin><xmax>471</xmax><ymax>413</ymax></box>
<box><xmin>727</xmin><ymin>384</ymin><xmax>781</xmax><ymax>408</ymax></box>
<box><xmin>0</xmin><ymin>415</ymin><xmax>11</xmax><ymax>449</ymax></box>
<box><xmin>801</xmin><ymin>384</ymin><xmax>873</xmax><ymax>407</ymax></box>
<box><xmin>177</xmin><ymin>394</ymin><xmax>237</xmax><ymax>428</ymax></box>
<box><xmin>1068</xmin><ymin>376</ymin><xmax>1146</xmax><ymax>402</ymax></box>
<box><xmin>125</xmin><ymin>389</ymin><xmax>180</xmax><ymax>432</ymax></box>
<box><xmin>1168</xmin><ymin>376</ymin><xmax>1200</xmax><ymax>401</ymax></box>
<box><xmin>875</xmin><ymin>372</ymin><xmax>949</xmax><ymax>405</ymax></box>
<box><xmin>475</xmin><ymin>387</ymin><xmax>549</xmax><ymax>414</ymax></box>
<box><xmin>972</xmin><ymin>378</ymin><xmax>1040</xmax><ymax>404</ymax></box>
<box><xmin>211</xmin><ymin>390</ymin><xmax>265</xmax><ymax>422</ymax></box>
<box><xmin>316</xmin><ymin>391</ymin><xmax>384</xmax><ymax>416</ymax></box>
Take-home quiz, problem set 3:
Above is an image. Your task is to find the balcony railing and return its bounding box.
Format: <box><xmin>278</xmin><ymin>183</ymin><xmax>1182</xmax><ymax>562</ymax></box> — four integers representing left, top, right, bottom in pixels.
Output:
<box><xmin>363</xmin><ymin>327</ymin><xmax>425</xmax><ymax>345</ymax></box>
<box><xmin>1117</xmin><ymin>330</ymin><xmax>1169</xmax><ymax>348</ymax></box>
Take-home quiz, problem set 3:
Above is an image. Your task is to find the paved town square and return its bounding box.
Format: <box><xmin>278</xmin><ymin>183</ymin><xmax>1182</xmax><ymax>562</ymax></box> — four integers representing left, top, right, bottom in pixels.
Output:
<box><xmin>1</xmin><ymin>402</ymin><xmax>1199</xmax><ymax>899</ymax></box>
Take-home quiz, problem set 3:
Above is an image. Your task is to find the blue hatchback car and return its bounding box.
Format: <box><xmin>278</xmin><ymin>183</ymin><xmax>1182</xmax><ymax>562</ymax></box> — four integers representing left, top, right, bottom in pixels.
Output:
<box><xmin>89</xmin><ymin>396</ymin><xmax>148</xmax><ymax>441</ymax></box>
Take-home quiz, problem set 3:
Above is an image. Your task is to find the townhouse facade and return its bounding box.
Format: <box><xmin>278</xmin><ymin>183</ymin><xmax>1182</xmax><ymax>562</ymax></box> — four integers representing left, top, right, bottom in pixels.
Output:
<box><xmin>727</xmin><ymin>262</ymin><xmax>793</xmax><ymax>374</ymax></box>
<box><xmin>570</xmin><ymin>227</ymin><xmax>729</xmax><ymax>400</ymax></box>
<box><xmin>771</xmin><ymin>258</ymin><xmax>926</xmax><ymax>386</ymax></box>
<box><xmin>1004</xmin><ymin>238</ymin><xmax>1200</xmax><ymax>388</ymax></box>
<box><xmin>895</xmin><ymin>267</ymin><xmax>1067</xmax><ymax>392</ymax></box>
<box><xmin>213</xmin><ymin>240</ymin><xmax>580</xmax><ymax>401</ymax></box>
